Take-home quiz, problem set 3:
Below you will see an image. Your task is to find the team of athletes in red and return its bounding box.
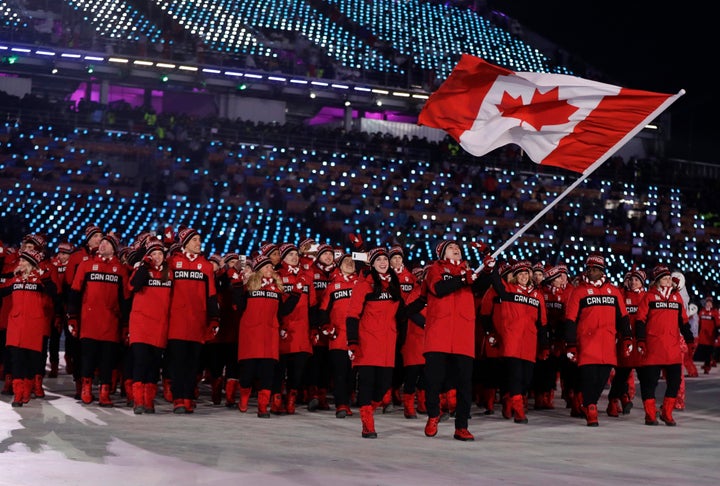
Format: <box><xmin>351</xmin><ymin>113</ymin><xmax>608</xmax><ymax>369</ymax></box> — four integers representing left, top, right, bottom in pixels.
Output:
<box><xmin>1</xmin><ymin>224</ymin><xmax>718</xmax><ymax>441</ymax></box>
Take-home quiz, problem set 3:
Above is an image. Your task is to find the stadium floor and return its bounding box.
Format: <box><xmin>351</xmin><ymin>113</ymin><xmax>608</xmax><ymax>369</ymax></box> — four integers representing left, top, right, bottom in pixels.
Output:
<box><xmin>1</xmin><ymin>357</ymin><xmax>718</xmax><ymax>486</ymax></box>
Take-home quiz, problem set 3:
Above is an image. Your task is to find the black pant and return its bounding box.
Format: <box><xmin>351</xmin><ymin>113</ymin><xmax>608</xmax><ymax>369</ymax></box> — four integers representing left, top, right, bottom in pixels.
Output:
<box><xmin>608</xmin><ymin>366</ymin><xmax>633</xmax><ymax>399</ymax></box>
<box><xmin>165</xmin><ymin>339</ymin><xmax>202</xmax><ymax>400</ymax></box>
<box><xmin>503</xmin><ymin>357</ymin><xmax>535</xmax><ymax>397</ymax></box>
<box><xmin>80</xmin><ymin>338</ymin><xmax>118</xmax><ymax>385</ymax></box>
<box><xmin>273</xmin><ymin>351</ymin><xmax>310</xmax><ymax>393</ymax></box>
<box><xmin>637</xmin><ymin>364</ymin><xmax>682</xmax><ymax>400</ymax></box>
<box><xmin>130</xmin><ymin>342</ymin><xmax>163</xmax><ymax>383</ymax></box>
<box><xmin>402</xmin><ymin>364</ymin><xmax>424</xmax><ymax>394</ymax></box>
<box><xmin>7</xmin><ymin>346</ymin><xmax>43</xmax><ymax>380</ymax></box>
<box><xmin>239</xmin><ymin>358</ymin><xmax>275</xmax><ymax>390</ymax></box>
<box><xmin>329</xmin><ymin>349</ymin><xmax>353</xmax><ymax>407</ymax></box>
<box><xmin>578</xmin><ymin>363</ymin><xmax>613</xmax><ymax>407</ymax></box>
<box><xmin>356</xmin><ymin>365</ymin><xmax>393</xmax><ymax>407</ymax></box>
<box><xmin>424</xmin><ymin>352</ymin><xmax>473</xmax><ymax>429</ymax></box>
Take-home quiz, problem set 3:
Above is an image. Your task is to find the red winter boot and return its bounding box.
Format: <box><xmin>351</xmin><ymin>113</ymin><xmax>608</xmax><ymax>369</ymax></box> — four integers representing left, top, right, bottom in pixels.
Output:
<box><xmin>143</xmin><ymin>383</ymin><xmax>157</xmax><ymax>413</ymax></box>
<box><xmin>501</xmin><ymin>393</ymin><xmax>512</xmax><ymax>419</ymax></box>
<box><xmin>306</xmin><ymin>385</ymin><xmax>320</xmax><ymax>411</ymax></box>
<box><xmin>335</xmin><ymin>404</ymin><xmax>352</xmax><ymax>418</ymax></box>
<box><xmin>620</xmin><ymin>393</ymin><xmax>634</xmax><ymax>415</ymax></box>
<box><xmin>2</xmin><ymin>374</ymin><xmax>13</xmax><ymax>395</ymax></box>
<box><xmin>606</xmin><ymin>398</ymin><xmax>620</xmax><ymax>417</ymax></box>
<box><xmin>453</xmin><ymin>428</ymin><xmax>474</xmax><ymax>441</ymax></box>
<box><xmin>257</xmin><ymin>389</ymin><xmax>271</xmax><ymax>418</ymax></box>
<box><xmin>360</xmin><ymin>405</ymin><xmax>377</xmax><ymax>438</ymax></box>
<box><xmin>286</xmin><ymin>389</ymin><xmax>298</xmax><ymax>415</ymax></box>
<box><xmin>183</xmin><ymin>398</ymin><xmax>195</xmax><ymax>413</ymax></box>
<box><xmin>317</xmin><ymin>388</ymin><xmax>330</xmax><ymax>410</ymax></box>
<box><xmin>643</xmin><ymin>398</ymin><xmax>658</xmax><ymax>425</ymax></box>
<box><xmin>586</xmin><ymin>404</ymin><xmax>599</xmax><ymax>426</ymax></box>
<box><xmin>446</xmin><ymin>388</ymin><xmax>457</xmax><ymax>417</ymax></box>
<box><xmin>81</xmin><ymin>377</ymin><xmax>94</xmax><ymax>404</ymax></box>
<box><xmin>22</xmin><ymin>378</ymin><xmax>32</xmax><ymax>404</ymax></box>
<box><xmin>124</xmin><ymin>378</ymin><xmax>134</xmax><ymax>407</ymax></box>
<box><xmin>660</xmin><ymin>397</ymin><xmax>677</xmax><ymax>426</ymax></box>
<box><xmin>483</xmin><ymin>388</ymin><xmax>496</xmax><ymax>415</ymax></box>
<box><xmin>416</xmin><ymin>389</ymin><xmax>427</xmax><ymax>414</ymax></box>
<box><xmin>225</xmin><ymin>379</ymin><xmax>238</xmax><ymax>408</ymax></box>
<box><xmin>403</xmin><ymin>392</ymin><xmax>417</xmax><ymax>419</ymax></box>
<box><xmin>173</xmin><ymin>398</ymin><xmax>186</xmax><ymax>414</ymax></box>
<box><xmin>211</xmin><ymin>376</ymin><xmax>223</xmax><ymax>405</ymax></box>
<box><xmin>511</xmin><ymin>394</ymin><xmax>528</xmax><ymax>424</ymax></box>
<box><xmin>627</xmin><ymin>370</ymin><xmax>636</xmax><ymax>399</ymax></box>
<box><xmin>110</xmin><ymin>369</ymin><xmax>120</xmax><ymax>395</ymax></box>
<box><xmin>381</xmin><ymin>388</ymin><xmax>393</xmax><ymax>413</ymax></box>
<box><xmin>33</xmin><ymin>374</ymin><xmax>45</xmax><ymax>398</ymax></box>
<box><xmin>238</xmin><ymin>387</ymin><xmax>252</xmax><ymax>413</ymax></box>
<box><xmin>11</xmin><ymin>379</ymin><xmax>24</xmax><ymax>407</ymax></box>
<box><xmin>132</xmin><ymin>382</ymin><xmax>144</xmax><ymax>414</ymax></box>
<box><xmin>99</xmin><ymin>384</ymin><xmax>114</xmax><ymax>407</ymax></box>
<box><xmin>270</xmin><ymin>392</ymin><xmax>285</xmax><ymax>415</ymax></box>
<box><xmin>571</xmin><ymin>392</ymin><xmax>584</xmax><ymax>418</ymax></box>
<box><xmin>48</xmin><ymin>360</ymin><xmax>59</xmax><ymax>378</ymax></box>
<box><xmin>162</xmin><ymin>378</ymin><xmax>173</xmax><ymax>402</ymax></box>
<box><xmin>424</xmin><ymin>415</ymin><xmax>440</xmax><ymax>437</ymax></box>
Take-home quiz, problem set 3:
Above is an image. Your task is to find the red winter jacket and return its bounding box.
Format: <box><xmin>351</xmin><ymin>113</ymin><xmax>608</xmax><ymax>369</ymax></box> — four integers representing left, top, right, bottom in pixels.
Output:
<box><xmin>635</xmin><ymin>286</ymin><xmax>693</xmax><ymax>366</ymax></box>
<box><xmin>492</xmin><ymin>277</ymin><xmax>547</xmax><ymax>362</ymax></box>
<box><xmin>2</xmin><ymin>272</ymin><xmax>56</xmax><ymax>352</ymax></box>
<box><xmin>278</xmin><ymin>264</ymin><xmax>315</xmax><ymax>355</ymax></box>
<box><xmin>422</xmin><ymin>260</ymin><xmax>476</xmax><ymax>358</ymax></box>
<box><xmin>167</xmin><ymin>252</ymin><xmax>219</xmax><ymax>343</ymax></box>
<box><xmin>70</xmin><ymin>255</ymin><xmax>130</xmax><ymax>342</ymax></box>
<box><xmin>697</xmin><ymin>307</ymin><xmax>720</xmax><ymax>346</ymax></box>
<box><xmin>618</xmin><ymin>287</ymin><xmax>645</xmax><ymax>368</ymax></box>
<box><xmin>237</xmin><ymin>280</ymin><xmax>286</xmax><ymax>361</ymax></box>
<box><xmin>564</xmin><ymin>278</ymin><xmax>630</xmax><ymax>366</ymax></box>
<box><xmin>128</xmin><ymin>263</ymin><xmax>173</xmax><ymax>348</ymax></box>
<box><xmin>318</xmin><ymin>272</ymin><xmax>357</xmax><ymax>352</ymax></box>
<box><xmin>346</xmin><ymin>271</ymin><xmax>400</xmax><ymax>367</ymax></box>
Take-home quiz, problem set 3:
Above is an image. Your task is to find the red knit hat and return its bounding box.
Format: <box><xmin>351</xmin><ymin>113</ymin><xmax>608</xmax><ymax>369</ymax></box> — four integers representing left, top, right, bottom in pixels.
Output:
<box><xmin>23</xmin><ymin>233</ymin><xmax>48</xmax><ymax>251</ymax></box>
<box><xmin>209</xmin><ymin>254</ymin><xmax>224</xmax><ymax>267</ymax></box>
<box><xmin>57</xmin><ymin>242</ymin><xmax>75</xmax><ymax>254</ymax></box>
<box><xmin>367</xmin><ymin>247</ymin><xmax>388</xmax><ymax>266</ymax></box>
<box><xmin>315</xmin><ymin>243</ymin><xmax>334</xmax><ymax>259</ymax></box>
<box><xmin>585</xmin><ymin>254</ymin><xmax>605</xmax><ymax>271</ymax></box>
<box><xmin>259</xmin><ymin>242</ymin><xmax>278</xmax><ymax>257</ymax></box>
<box><xmin>629</xmin><ymin>266</ymin><xmax>646</xmax><ymax>282</ymax></box>
<box><xmin>512</xmin><ymin>260</ymin><xmax>532</xmax><ymax>276</ymax></box>
<box><xmin>19</xmin><ymin>249</ymin><xmax>43</xmax><ymax>267</ymax></box>
<box><xmin>84</xmin><ymin>225</ymin><xmax>103</xmax><ymax>242</ymax></box>
<box><xmin>652</xmin><ymin>264</ymin><xmax>671</xmax><ymax>282</ymax></box>
<box><xmin>223</xmin><ymin>253</ymin><xmax>241</xmax><ymax>266</ymax></box>
<box><xmin>544</xmin><ymin>263</ymin><xmax>568</xmax><ymax>282</ymax></box>
<box><xmin>435</xmin><ymin>240</ymin><xmax>458</xmax><ymax>260</ymax></box>
<box><xmin>389</xmin><ymin>245</ymin><xmax>404</xmax><ymax>258</ymax></box>
<box><xmin>178</xmin><ymin>227</ymin><xmax>199</xmax><ymax>248</ymax></box>
<box><xmin>144</xmin><ymin>239</ymin><xmax>165</xmax><ymax>258</ymax></box>
<box><xmin>279</xmin><ymin>243</ymin><xmax>298</xmax><ymax>261</ymax></box>
<box><xmin>252</xmin><ymin>255</ymin><xmax>273</xmax><ymax>272</ymax></box>
<box><xmin>102</xmin><ymin>233</ymin><xmax>121</xmax><ymax>253</ymax></box>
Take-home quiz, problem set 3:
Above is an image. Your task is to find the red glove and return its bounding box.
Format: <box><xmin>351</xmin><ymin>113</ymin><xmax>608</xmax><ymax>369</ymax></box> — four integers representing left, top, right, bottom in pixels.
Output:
<box><xmin>470</xmin><ymin>241</ymin><xmax>490</xmax><ymax>255</ymax></box>
<box><xmin>348</xmin><ymin>233</ymin><xmax>363</xmax><ymax>250</ymax></box>
<box><xmin>482</xmin><ymin>255</ymin><xmax>496</xmax><ymax>273</ymax></box>
<box><xmin>321</xmin><ymin>324</ymin><xmax>338</xmax><ymax>340</ymax></box>
<box><xmin>279</xmin><ymin>328</ymin><xmax>289</xmax><ymax>340</ymax></box>
<box><xmin>142</xmin><ymin>254</ymin><xmax>154</xmax><ymax>266</ymax></box>
<box><xmin>636</xmin><ymin>341</ymin><xmax>646</xmax><ymax>357</ymax></box>
<box><xmin>536</xmin><ymin>348</ymin><xmax>550</xmax><ymax>361</ymax></box>
<box><xmin>163</xmin><ymin>226</ymin><xmax>175</xmax><ymax>244</ymax></box>
<box><xmin>622</xmin><ymin>338</ymin><xmax>633</xmax><ymax>358</ymax></box>
<box><xmin>347</xmin><ymin>343</ymin><xmax>361</xmax><ymax>361</ymax></box>
<box><xmin>566</xmin><ymin>346</ymin><xmax>578</xmax><ymax>363</ymax></box>
<box><xmin>67</xmin><ymin>317</ymin><xmax>79</xmax><ymax>338</ymax></box>
<box><xmin>310</xmin><ymin>328</ymin><xmax>320</xmax><ymax>345</ymax></box>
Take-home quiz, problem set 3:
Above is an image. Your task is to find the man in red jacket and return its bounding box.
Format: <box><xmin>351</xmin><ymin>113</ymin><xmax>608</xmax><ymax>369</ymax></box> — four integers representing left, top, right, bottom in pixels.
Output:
<box><xmin>68</xmin><ymin>232</ymin><xmax>130</xmax><ymax>407</ymax></box>
<box><xmin>165</xmin><ymin>227</ymin><xmax>219</xmax><ymax>414</ymax></box>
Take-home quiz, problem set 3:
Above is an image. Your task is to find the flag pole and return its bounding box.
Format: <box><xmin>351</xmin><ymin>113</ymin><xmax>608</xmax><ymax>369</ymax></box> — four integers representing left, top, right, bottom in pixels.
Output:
<box><xmin>476</xmin><ymin>89</ymin><xmax>685</xmax><ymax>271</ymax></box>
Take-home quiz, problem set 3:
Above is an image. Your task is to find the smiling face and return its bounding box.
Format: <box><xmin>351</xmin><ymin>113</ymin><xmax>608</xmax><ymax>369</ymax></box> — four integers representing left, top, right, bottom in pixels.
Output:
<box><xmin>515</xmin><ymin>270</ymin><xmax>530</xmax><ymax>286</ymax></box>
<box><xmin>148</xmin><ymin>249</ymin><xmax>165</xmax><ymax>267</ymax></box>
<box><xmin>373</xmin><ymin>255</ymin><xmax>390</xmax><ymax>274</ymax></box>
<box><xmin>390</xmin><ymin>254</ymin><xmax>403</xmax><ymax>270</ymax></box>
<box><xmin>184</xmin><ymin>234</ymin><xmax>202</xmax><ymax>255</ymax></box>
<box><xmin>283</xmin><ymin>250</ymin><xmax>299</xmax><ymax>267</ymax></box>
<box><xmin>340</xmin><ymin>257</ymin><xmax>356</xmax><ymax>275</ymax></box>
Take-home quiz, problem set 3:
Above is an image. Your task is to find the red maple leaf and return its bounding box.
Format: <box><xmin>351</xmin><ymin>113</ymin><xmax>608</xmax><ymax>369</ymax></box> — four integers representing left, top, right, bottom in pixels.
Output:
<box><xmin>495</xmin><ymin>87</ymin><xmax>579</xmax><ymax>131</ymax></box>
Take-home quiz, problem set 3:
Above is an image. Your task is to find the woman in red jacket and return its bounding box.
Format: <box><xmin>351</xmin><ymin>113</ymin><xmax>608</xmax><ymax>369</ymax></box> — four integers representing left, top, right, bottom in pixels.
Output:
<box><xmin>606</xmin><ymin>266</ymin><xmax>646</xmax><ymax>417</ymax></box>
<box><xmin>634</xmin><ymin>264</ymin><xmax>695</xmax><ymax>426</ymax></box>
<box><xmin>695</xmin><ymin>296</ymin><xmax>719</xmax><ymax>374</ymax></box>
<box><xmin>346</xmin><ymin>247</ymin><xmax>402</xmax><ymax>438</ymax></box>
<box><xmin>1</xmin><ymin>250</ymin><xmax>56</xmax><ymax>407</ymax></box>
<box><xmin>317</xmin><ymin>252</ymin><xmax>358</xmax><ymax>418</ymax></box>
<box><xmin>564</xmin><ymin>254</ymin><xmax>632</xmax><ymax>427</ymax></box>
<box><xmin>489</xmin><ymin>260</ymin><xmax>548</xmax><ymax>424</ymax></box>
<box><xmin>235</xmin><ymin>255</ymin><xmax>299</xmax><ymax>417</ymax></box>
<box><xmin>128</xmin><ymin>239</ymin><xmax>173</xmax><ymax>414</ymax></box>
<box><xmin>272</xmin><ymin>243</ymin><xmax>316</xmax><ymax>415</ymax></box>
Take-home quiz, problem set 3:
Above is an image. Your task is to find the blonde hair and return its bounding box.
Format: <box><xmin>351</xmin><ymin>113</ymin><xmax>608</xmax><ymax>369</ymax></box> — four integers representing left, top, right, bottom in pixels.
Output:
<box><xmin>246</xmin><ymin>269</ymin><xmax>283</xmax><ymax>291</ymax></box>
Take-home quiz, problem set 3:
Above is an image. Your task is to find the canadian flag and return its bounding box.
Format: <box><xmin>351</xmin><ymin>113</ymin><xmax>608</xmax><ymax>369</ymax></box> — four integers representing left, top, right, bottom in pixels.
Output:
<box><xmin>419</xmin><ymin>55</ymin><xmax>684</xmax><ymax>174</ymax></box>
